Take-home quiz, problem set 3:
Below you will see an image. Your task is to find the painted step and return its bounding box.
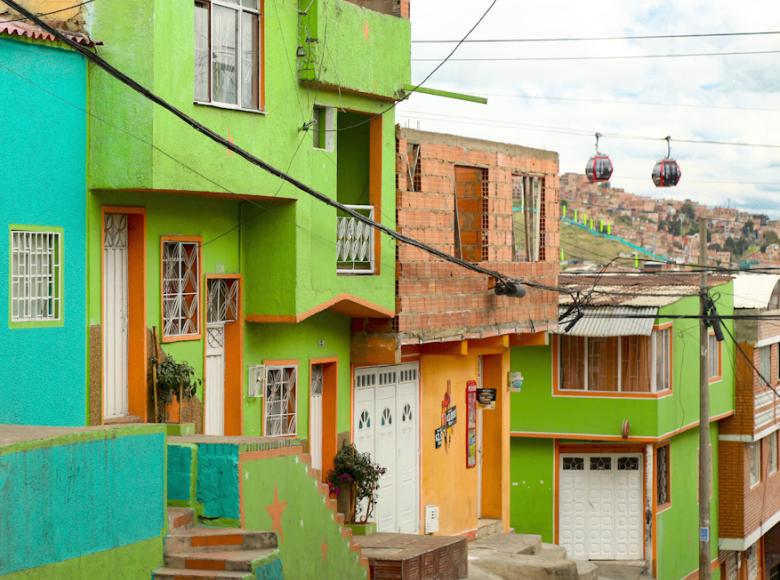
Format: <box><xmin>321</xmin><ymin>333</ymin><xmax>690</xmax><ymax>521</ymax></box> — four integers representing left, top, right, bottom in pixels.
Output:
<box><xmin>168</xmin><ymin>507</ymin><xmax>195</xmax><ymax>531</ymax></box>
<box><xmin>576</xmin><ymin>560</ymin><xmax>599</xmax><ymax>580</ymax></box>
<box><xmin>166</xmin><ymin>548</ymin><xmax>277</xmax><ymax>572</ymax></box>
<box><xmin>152</xmin><ymin>567</ymin><xmax>253</xmax><ymax>580</ymax></box>
<box><xmin>166</xmin><ymin>528</ymin><xmax>277</xmax><ymax>553</ymax></box>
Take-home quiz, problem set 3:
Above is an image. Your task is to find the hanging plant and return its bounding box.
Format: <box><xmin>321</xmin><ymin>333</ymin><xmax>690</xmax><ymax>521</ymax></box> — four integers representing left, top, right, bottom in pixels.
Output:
<box><xmin>326</xmin><ymin>442</ymin><xmax>386</xmax><ymax>524</ymax></box>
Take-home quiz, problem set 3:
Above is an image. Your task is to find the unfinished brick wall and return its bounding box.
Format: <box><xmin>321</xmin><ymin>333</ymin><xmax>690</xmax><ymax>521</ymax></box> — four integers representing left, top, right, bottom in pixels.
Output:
<box><xmin>392</xmin><ymin>128</ymin><xmax>560</xmax><ymax>343</ymax></box>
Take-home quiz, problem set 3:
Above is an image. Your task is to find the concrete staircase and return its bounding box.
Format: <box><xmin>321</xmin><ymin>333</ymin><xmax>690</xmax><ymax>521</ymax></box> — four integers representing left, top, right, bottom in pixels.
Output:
<box><xmin>153</xmin><ymin>508</ymin><xmax>282</xmax><ymax>580</ymax></box>
<box><xmin>468</xmin><ymin>533</ymin><xmax>631</xmax><ymax>580</ymax></box>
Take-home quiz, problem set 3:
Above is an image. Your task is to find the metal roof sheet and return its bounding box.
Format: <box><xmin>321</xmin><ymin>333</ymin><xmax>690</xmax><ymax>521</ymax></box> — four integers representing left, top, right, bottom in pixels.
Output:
<box><xmin>556</xmin><ymin>306</ymin><xmax>658</xmax><ymax>337</ymax></box>
<box><xmin>733</xmin><ymin>274</ymin><xmax>780</xmax><ymax>309</ymax></box>
<box><xmin>0</xmin><ymin>21</ymin><xmax>94</xmax><ymax>47</ymax></box>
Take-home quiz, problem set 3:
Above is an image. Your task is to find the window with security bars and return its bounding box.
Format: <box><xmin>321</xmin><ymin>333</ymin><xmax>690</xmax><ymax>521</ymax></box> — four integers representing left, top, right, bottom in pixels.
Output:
<box><xmin>10</xmin><ymin>229</ymin><xmax>62</xmax><ymax>323</ymax></box>
<box><xmin>264</xmin><ymin>366</ymin><xmax>297</xmax><ymax>436</ymax></box>
<box><xmin>512</xmin><ymin>174</ymin><xmax>545</xmax><ymax>262</ymax></box>
<box><xmin>656</xmin><ymin>444</ymin><xmax>670</xmax><ymax>507</ymax></box>
<box><xmin>162</xmin><ymin>240</ymin><xmax>200</xmax><ymax>339</ymax></box>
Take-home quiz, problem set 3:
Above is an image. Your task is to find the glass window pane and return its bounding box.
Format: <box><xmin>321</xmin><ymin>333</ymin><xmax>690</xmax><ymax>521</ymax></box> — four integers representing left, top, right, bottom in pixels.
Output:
<box><xmin>242</xmin><ymin>0</ymin><xmax>259</xmax><ymax>8</ymax></box>
<box><xmin>560</xmin><ymin>336</ymin><xmax>585</xmax><ymax>390</ymax></box>
<box><xmin>213</xmin><ymin>5</ymin><xmax>238</xmax><ymax>105</ymax></box>
<box><xmin>241</xmin><ymin>12</ymin><xmax>259</xmax><ymax>109</ymax></box>
<box><xmin>195</xmin><ymin>3</ymin><xmax>210</xmax><ymax>101</ymax></box>
<box><xmin>587</xmin><ymin>337</ymin><xmax>618</xmax><ymax>391</ymax></box>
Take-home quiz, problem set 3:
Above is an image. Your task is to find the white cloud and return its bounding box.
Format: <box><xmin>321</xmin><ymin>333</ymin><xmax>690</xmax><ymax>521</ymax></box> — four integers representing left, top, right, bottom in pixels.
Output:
<box><xmin>398</xmin><ymin>0</ymin><xmax>780</xmax><ymax>215</ymax></box>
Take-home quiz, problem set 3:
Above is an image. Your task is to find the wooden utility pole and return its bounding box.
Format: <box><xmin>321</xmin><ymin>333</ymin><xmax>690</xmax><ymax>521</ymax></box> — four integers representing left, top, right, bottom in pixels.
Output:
<box><xmin>698</xmin><ymin>217</ymin><xmax>712</xmax><ymax>579</ymax></box>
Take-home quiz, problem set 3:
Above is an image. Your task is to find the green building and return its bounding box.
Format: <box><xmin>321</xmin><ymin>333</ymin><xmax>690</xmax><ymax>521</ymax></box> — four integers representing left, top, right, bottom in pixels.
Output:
<box><xmin>85</xmin><ymin>0</ymin><xmax>410</xmax><ymax>477</ymax></box>
<box><xmin>510</xmin><ymin>273</ymin><xmax>735</xmax><ymax>579</ymax></box>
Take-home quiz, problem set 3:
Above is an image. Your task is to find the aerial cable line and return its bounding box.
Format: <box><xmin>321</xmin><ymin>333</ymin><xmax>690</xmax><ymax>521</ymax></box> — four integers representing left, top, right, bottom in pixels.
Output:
<box><xmin>412</xmin><ymin>49</ymin><xmax>780</xmax><ymax>62</ymax></box>
<box><xmin>2</xmin><ymin>0</ymin><xmax>566</xmax><ymax>298</ymax></box>
<box><xmin>412</xmin><ymin>30</ymin><xmax>780</xmax><ymax>44</ymax></box>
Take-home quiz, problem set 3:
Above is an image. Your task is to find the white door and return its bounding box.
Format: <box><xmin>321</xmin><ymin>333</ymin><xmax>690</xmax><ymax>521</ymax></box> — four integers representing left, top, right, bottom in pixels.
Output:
<box><xmin>103</xmin><ymin>214</ymin><xmax>129</xmax><ymax>419</ymax></box>
<box><xmin>354</xmin><ymin>364</ymin><xmax>419</xmax><ymax>533</ymax></box>
<box><xmin>204</xmin><ymin>323</ymin><xmax>225</xmax><ymax>435</ymax></box>
<box><xmin>310</xmin><ymin>365</ymin><xmax>324</xmax><ymax>472</ymax></box>
<box><xmin>559</xmin><ymin>454</ymin><xmax>643</xmax><ymax>560</ymax></box>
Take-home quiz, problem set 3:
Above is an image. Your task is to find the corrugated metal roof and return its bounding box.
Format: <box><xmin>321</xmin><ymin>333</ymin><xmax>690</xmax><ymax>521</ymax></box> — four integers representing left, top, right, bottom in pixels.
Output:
<box><xmin>733</xmin><ymin>274</ymin><xmax>780</xmax><ymax>309</ymax></box>
<box><xmin>0</xmin><ymin>21</ymin><xmax>94</xmax><ymax>47</ymax></box>
<box><xmin>556</xmin><ymin>306</ymin><xmax>658</xmax><ymax>336</ymax></box>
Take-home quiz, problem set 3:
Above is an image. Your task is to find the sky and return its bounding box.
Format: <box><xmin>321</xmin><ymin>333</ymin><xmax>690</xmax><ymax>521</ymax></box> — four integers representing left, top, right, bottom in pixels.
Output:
<box><xmin>397</xmin><ymin>0</ymin><xmax>780</xmax><ymax>217</ymax></box>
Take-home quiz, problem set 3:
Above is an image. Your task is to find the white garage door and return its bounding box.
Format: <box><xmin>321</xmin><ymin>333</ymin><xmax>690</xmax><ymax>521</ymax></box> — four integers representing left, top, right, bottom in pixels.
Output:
<box><xmin>354</xmin><ymin>364</ymin><xmax>419</xmax><ymax>534</ymax></box>
<box><xmin>559</xmin><ymin>454</ymin><xmax>643</xmax><ymax>560</ymax></box>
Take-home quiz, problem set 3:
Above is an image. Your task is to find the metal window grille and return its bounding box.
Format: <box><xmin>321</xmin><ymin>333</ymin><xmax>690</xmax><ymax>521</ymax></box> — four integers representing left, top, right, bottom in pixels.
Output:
<box><xmin>336</xmin><ymin>205</ymin><xmax>375</xmax><ymax>274</ymax></box>
<box><xmin>264</xmin><ymin>366</ymin><xmax>297</xmax><ymax>436</ymax></box>
<box><xmin>656</xmin><ymin>445</ymin><xmax>670</xmax><ymax>505</ymax></box>
<box><xmin>163</xmin><ymin>241</ymin><xmax>200</xmax><ymax>337</ymax></box>
<box><xmin>11</xmin><ymin>230</ymin><xmax>61</xmax><ymax>322</ymax></box>
<box><xmin>207</xmin><ymin>278</ymin><xmax>238</xmax><ymax>323</ymax></box>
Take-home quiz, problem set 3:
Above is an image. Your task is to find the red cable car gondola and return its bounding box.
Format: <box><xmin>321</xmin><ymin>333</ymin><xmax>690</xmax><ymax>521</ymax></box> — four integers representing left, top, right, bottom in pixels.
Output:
<box><xmin>652</xmin><ymin>136</ymin><xmax>682</xmax><ymax>187</ymax></box>
<box><xmin>585</xmin><ymin>132</ymin><xmax>613</xmax><ymax>183</ymax></box>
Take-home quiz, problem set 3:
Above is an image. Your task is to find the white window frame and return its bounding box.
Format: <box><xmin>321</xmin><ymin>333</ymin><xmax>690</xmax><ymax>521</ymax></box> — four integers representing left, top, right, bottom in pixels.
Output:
<box><xmin>558</xmin><ymin>327</ymin><xmax>671</xmax><ymax>393</ymax></box>
<box><xmin>311</xmin><ymin>105</ymin><xmax>335</xmax><ymax>151</ymax></box>
<box><xmin>263</xmin><ymin>365</ymin><xmax>298</xmax><ymax>437</ymax></box>
<box><xmin>195</xmin><ymin>0</ymin><xmax>262</xmax><ymax>112</ymax></box>
<box><xmin>770</xmin><ymin>432</ymin><xmax>778</xmax><ymax>476</ymax></box>
<box><xmin>162</xmin><ymin>240</ymin><xmax>201</xmax><ymax>339</ymax></box>
<box><xmin>759</xmin><ymin>345</ymin><xmax>772</xmax><ymax>384</ymax></box>
<box><xmin>749</xmin><ymin>441</ymin><xmax>761</xmax><ymax>487</ymax></box>
<box><xmin>10</xmin><ymin>228</ymin><xmax>63</xmax><ymax>324</ymax></box>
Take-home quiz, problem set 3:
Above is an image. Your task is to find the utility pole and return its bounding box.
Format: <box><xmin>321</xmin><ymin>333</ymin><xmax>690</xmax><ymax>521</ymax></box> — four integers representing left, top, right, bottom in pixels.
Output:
<box><xmin>698</xmin><ymin>217</ymin><xmax>711</xmax><ymax>579</ymax></box>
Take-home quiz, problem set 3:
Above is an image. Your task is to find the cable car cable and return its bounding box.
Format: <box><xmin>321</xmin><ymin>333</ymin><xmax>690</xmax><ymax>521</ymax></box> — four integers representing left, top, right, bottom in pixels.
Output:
<box><xmin>412</xmin><ymin>30</ymin><xmax>780</xmax><ymax>44</ymax></box>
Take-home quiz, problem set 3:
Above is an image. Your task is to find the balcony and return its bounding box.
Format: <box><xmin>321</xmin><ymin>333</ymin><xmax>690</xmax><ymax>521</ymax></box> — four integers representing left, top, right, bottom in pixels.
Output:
<box><xmin>336</xmin><ymin>205</ymin><xmax>375</xmax><ymax>274</ymax></box>
<box><xmin>297</xmin><ymin>0</ymin><xmax>411</xmax><ymax>100</ymax></box>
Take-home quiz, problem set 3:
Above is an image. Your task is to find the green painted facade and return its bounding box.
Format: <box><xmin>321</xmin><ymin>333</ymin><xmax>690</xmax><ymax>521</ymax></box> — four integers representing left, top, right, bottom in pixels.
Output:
<box><xmin>509</xmin><ymin>286</ymin><xmax>734</xmax><ymax>576</ymax></box>
<box><xmin>85</xmin><ymin>0</ymin><xmax>410</xmax><ymax>433</ymax></box>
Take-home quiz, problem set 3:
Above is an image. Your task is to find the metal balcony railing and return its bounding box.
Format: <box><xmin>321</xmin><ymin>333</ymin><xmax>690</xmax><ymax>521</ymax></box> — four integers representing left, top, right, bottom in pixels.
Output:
<box><xmin>336</xmin><ymin>205</ymin><xmax>375</xmax><ymax>274</ymax></box>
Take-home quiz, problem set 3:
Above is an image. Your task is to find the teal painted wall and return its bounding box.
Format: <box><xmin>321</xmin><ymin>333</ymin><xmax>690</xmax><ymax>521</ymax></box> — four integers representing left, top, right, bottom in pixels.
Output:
<box><xmin>0</xmin><ymin>37</ymin><xmax>87</xmax><ymax>426</ymax></box>
<box><xmin>168</xmin><ymin>443</ymin><xmax>197</xmax><ymax>505</ymax></box>
<box><xmin>509</xmin><ymin>438</ymin><xmax>555</xmax><ymax>542</ymax></box>
<box><xmin>242</xmin><ymin>452</ymin><xmax>368</xmax><ymax>580</ymax></box>
<box><xmin>197</xmin><ymin>444</ymin><xmax>241</xmax><ymax>521</ymax></box>
<box><xmin>0</xmin><ymin>425</ymin><xmax>166</xmax><ymax>576</ymax></box>
<box><xmin>510</xmin><ymin>288</ymin><xmax>735</xmax><ymax>438</ymax></box>
<box><xmin>244</xmin><ymin>311</ymin><xmax>352</xmax><ymax>438</ymax></box>
<box><xmin>656</xmin><ymin>425</ymin><xmax>721</xmax><ymax>580</ymax></box>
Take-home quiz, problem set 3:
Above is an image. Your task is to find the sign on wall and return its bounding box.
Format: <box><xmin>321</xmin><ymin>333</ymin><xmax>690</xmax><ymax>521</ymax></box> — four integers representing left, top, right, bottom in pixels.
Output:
<box><xmin>466</xmin><ymin>380</ymin><xmax>477</xmax><ymax>468</ymax></box>
<box><xmin>435</xmin><ymin>381</ymin><xmax>457</xmax><ymax>450</ymax></box>
<box><xmin>477</xmin><ymin>388</ymin><xmax>497</xmax><ymax>410</ymax></box>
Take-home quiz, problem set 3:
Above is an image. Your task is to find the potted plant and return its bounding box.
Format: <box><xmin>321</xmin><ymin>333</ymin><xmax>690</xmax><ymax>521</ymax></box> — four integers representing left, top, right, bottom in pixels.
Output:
<box><xmin>149</xmin><ymin>351</ymin><xmax>201</xmax><ymax>429</ymax></box>
<box><xmin>326</xmin><ymin>443</ymin><xmax>385</xmax><ymax>535</ymax></box>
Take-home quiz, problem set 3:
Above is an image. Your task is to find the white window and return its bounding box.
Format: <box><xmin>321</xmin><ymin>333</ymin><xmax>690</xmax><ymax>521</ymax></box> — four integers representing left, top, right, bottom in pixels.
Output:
<box><xmin>162</xmin><ymin>240</ymin><xmax>200</xmax><ymax>339</ymax></box>
<box><xmin>195</xmin><ymin>0</ymin><xmax>261</xmax><ymax>110</ymax></box>
<box><xmin>654</xmin><ymin>327</ymin><xmax>671</xmax><ymax>391</ymax></box>
<box><xmin>512</xmin><ymin>174</ymin><xmax>545</xmax><ymax>262</ymax></box>
<box><xmin>759</xmin><ymin>346</ymin><xmax>772</xmax><ymax>383</ymax></box>
<box><xmin>708</xmin><ymin>333</ymin><xmax>721</xmax><ymax>379</ymax></box>
<box><xmin>749</xmin><ymin>442</ymin><xmax>761</xmax><ymax>487</ymax></box>
<box><xmin>264</xmin><ymin>366</ymin><xmax>297</xmax><ymax>436</ymax></box>
<box><xmin>770</xmin><ymin>432</ymin><xmax>778</xmax><ymax>476</ymax></box>
<box><xmin>10</xmin><ymin>229</ymin><xmax>62</xmax><ymax>323</ymax></box>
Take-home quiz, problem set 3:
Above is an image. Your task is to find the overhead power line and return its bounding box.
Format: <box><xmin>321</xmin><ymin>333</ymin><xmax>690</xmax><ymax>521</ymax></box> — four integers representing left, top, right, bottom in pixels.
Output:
<box><xmin>0</xmin><ymin>0</ymin><xmax>95</xmax><ymax>24</ymax></box>
<box><xmin>412</xmin><ymin>30</ymin><xmax>780</xmax><ymax>44</ymax></box>
<box><xmin>2</xmin><ymin>0</ymin><xmax>570</xmax><ymax>299</ymax></box>
<box><xmin>412</xmin><ymin>49</ymin><xmax>780</xmax><ymax>62</ymax></box>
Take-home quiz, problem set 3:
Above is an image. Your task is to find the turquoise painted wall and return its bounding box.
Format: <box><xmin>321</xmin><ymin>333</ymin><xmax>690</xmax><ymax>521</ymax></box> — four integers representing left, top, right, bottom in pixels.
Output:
<box><xmin>0</xmin><ymin>425</ymin><xmax>166</xmax><ymax>577</ymax></box>
<box><xmin>0</xmin><ymin>37</ymin><xmax>87</xmax><ymax>426</ymax></box>
<box><xmin>510</xmin><ymin>288</ymin><xmax>735</xmax><ymax>438</ymax></box>
<box><xmin>509</xmin><ymin>438</ymin><xmax>555</xmax><ymax>542</ymax></box>
<box><xmin>197</xmin><ymin>443</ymin><xmax>241</xmax><ymax>522</ymax></box>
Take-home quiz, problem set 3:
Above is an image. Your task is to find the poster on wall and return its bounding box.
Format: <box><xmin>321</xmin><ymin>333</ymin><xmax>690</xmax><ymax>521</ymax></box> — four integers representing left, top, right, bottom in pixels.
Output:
<box><xmin>466</xmin><ymin>380</ymin><xmax>477</xmax><ymax>468</ymax></box>
<box><xmin>477</xmin><ymin>388</ymin><xmax>497</xmax><ymax>410</ymax></box>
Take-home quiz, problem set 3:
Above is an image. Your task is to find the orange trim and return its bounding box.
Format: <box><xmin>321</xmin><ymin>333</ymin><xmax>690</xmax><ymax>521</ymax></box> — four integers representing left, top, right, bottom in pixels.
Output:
<box><xmin>558</xmin><ymin>443</ymin><xmax>646</xmax><ymax>454</ymax></box>
<box><xmin>509</xmin><ymin>331</ymin><xmax>548</xmax><ymax>347</ymax></box>
<box><xmin>553</xmin><ymin>439</ymin><xmax>559</xmax><ymax>545</ymax></box>
<box><xmin>246</xmin><ymin>293</ymin><xmax>394</xmax><ymax>324</ymax></box>
<box><xmin>419</xmin><ymin>340</ymin><xmax>468</xmax><ymax>357</ymax></box>
<box><xmin>100</xmin><ymin>207</ymin><xmax>148</xmax><ymax>423</ymax></box>
<box><xmin>655</xmin><ymin>442</ymin><xmax>671</xmax><ymax>512</ymax></box>
<box><xmin>309</xmin><ymin>357</ymin><xmax>339</xmax><ymax>482</ymax></box>
<box><xmin>104</xmin><ymin>187</ymin><xmax>295</xmax><ymax>203</ymax></box>
<box><xmin>160</xmin><ymin>235</ymin><xmax>203</xmax><ymax>343</ymax></box>
<box><xmin>369</xmin><ymin>115</ymin><xmax>382</xmax><ymax>275</ymax></box>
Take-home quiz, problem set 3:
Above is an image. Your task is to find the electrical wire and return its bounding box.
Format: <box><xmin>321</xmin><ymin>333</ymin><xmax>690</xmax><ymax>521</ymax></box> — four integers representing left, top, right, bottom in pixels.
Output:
<box><xmin>412</xmin><ymin>30</ymin><xmax>780</xmax><ymax>44</ymax></box>
<box><xmin>0</xmin><ymin>0</ymin><xmax>95</xmax><ymax>24</ymax></box>
<box><xmin>412</xmin><ymin>49</ymin><xmax>780</xmax><ymax>63</ymax></box>
<box><xmin>4</xmin><ymin>0</ymin><xmax>573</xmax><ymax>298</ymax></box>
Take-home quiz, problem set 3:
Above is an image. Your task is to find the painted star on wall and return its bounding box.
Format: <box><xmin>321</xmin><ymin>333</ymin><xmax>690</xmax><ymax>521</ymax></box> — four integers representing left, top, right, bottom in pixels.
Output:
<box><xmin>265</xmin><ymin>484</ymin><xmax>288</xmax><ymax>543</ymax></box>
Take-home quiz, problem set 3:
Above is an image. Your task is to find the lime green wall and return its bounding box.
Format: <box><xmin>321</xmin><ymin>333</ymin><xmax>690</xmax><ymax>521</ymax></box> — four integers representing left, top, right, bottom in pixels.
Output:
<box><xmin>2</xmin><ymin>537</ymin><xmax>162</xmax><ymax>580</ymax></box>
<box><xmin>243</xmin><ymin>311</ymin><xmax>352</xmax><ymax>438</ymax></box>
<box><xmin>336</xmin><ymin>112</ymin><xmax>370</xmax><ymax>206</ymax></box>
<box><xmin>509</xmin><ymin>438</ymin><xmax>554</xmax><ymax>542</ymax></box>
<box><xmin>510</xmin><ymin>288</ymin><xmax>735</xmax><ymax>438</ymax></box>
<box><xmin>242</xmin><ymin>453</ymin><xmax>367</xmax><ymax>580</ymax></box>
<box><xmin>656</xmin><ymin>425</ymin><xmax>720</xmax><ymax>580</ymax></box>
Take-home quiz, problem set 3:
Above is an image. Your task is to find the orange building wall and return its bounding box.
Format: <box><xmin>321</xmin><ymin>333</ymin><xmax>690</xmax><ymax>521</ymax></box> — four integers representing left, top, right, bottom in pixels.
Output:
<box><xmin>418</xmin><ymin>347</ymin><xmax>510</xmax><ymax>537</ymax></box>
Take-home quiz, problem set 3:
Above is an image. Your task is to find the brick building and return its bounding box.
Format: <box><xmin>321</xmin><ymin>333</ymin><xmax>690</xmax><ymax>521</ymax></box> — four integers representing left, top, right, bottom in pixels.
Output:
<box><xmin>350</xmin><ymin>128</ymin><xmax>560</xmax><ymax>537</ymax></box>
<box><xmin>719</xmin><ymin>274</ymin><xmax>780</xmax><ymax>579</ymax></box>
